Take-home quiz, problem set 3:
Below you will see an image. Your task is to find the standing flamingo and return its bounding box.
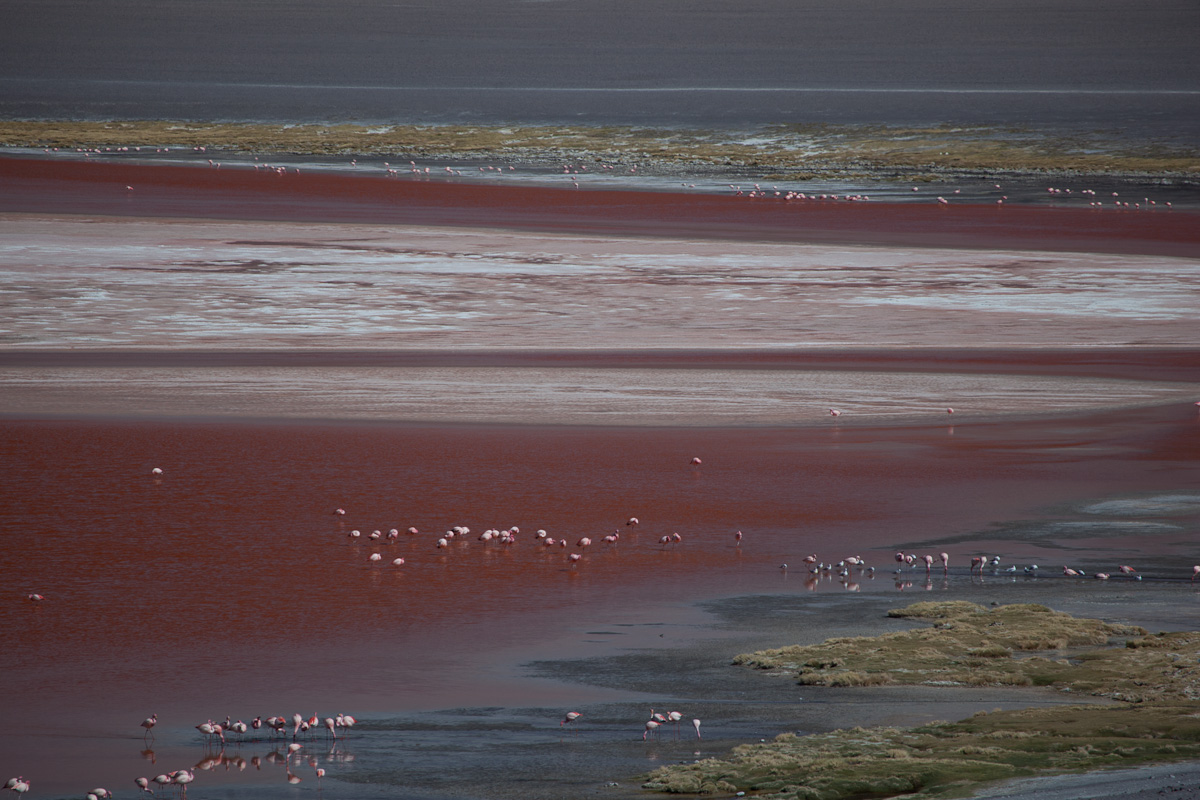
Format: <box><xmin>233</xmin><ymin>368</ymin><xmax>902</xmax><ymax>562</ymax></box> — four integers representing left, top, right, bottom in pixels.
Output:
<box><xmin>173</xmin><ymin>770</ymin><xmax>194</xmax><ymax>798</ymax></box>
<box><xmin>643</xmin><ymin>720</ymin><xmax>660</xmax><ymax>740</ymax></box>
<box><xmin>561</xmin><ymin>711</ymin><xmax>581</xmax><ymax>730</ymax></box>
<box><xmin>692</xmin><ymin>718</ymin><xmax>702</xmax><ymax>739</ymax></box>
<box><xmin>140</xmin><ymin>713</ymin><xmax>157</xmax><ymax>741</ymax></box>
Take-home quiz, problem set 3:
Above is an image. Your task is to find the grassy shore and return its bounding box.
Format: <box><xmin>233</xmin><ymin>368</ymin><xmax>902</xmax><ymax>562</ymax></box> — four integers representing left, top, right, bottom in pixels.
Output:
<box><xmin>643</xmin><ymin>602</ymin><xmax>1200</xmax><ymax>799</ymax></box>
<box><xmin>2</xmin><ymin>120</ymin><xmax>1198</xmax><ymax>183</ymax></box>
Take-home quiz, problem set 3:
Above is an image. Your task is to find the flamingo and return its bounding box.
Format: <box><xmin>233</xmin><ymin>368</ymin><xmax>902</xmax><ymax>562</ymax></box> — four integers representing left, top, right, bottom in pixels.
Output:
<box><xmin>324</xmin><ymin>717</ymin><xmax>337</xmax><ymax>739</ymax></box>
<box><xmin>135</xmin><ymin>777</ymin><xmax>152</xmax><ymax>794</ymax></box>
<box><xmin>923</xmin><ymin>554</ymin><xmax>934</xmax><ymax>573</ymax></box>
<box><xmin>643</xmin><ymin>720</ymin><xmax>660</xmax><ymax>740</ymax></box>
<box><xmin>692</xmin><ymin>718</ymin><xmax>702</xmax><ymax>739</ymax></box>
<box><xmin>1118</xmin><ymin>565</ymin><xmax>1137</xmax><ymax>575</ymax></box>
<box><xmin>369</xmin><ymin>553</ymin><xmax>382</xmax><ymax>562</ymax></box>
<box><xmin>829</xmin><ymin>408</ymin><xmax>841</xmax><ymax>417</ymax></box>
<box><xmin>940</xmin><ymin>552</ymin><xmax>950</xmax><ymax>574</ymax></box>
<box><xmin>667</xmin><ymin>711</ymin><xmax>683</xmax><ymax>736</ymax></box>
<box><xmin>151</xmin><ymin>467</ymin><xmax>162</xmax><ymax>475</ymax></box>
<box><xmin>690</xmin><ymin>457</ymin><xmax>702</xmax><ymax>465</ymax></box>
<box><xmin>561</xmin><ymin>711</ymin><xmax>581</xmax><ymax>729</ymax></box>
<box><xmin>626</xmin><ymin>517</ymin><xmax>639</xmax><ymax>526</ymax></box>
<box><xmin>1192</xmin><ymin>565</ymin><xmax>1199</xmax><ymax>581</ymax></box>
<box><xmin>392</xmin><ymin>557</ymin><xmax>405</xmax><ymax>566</ymax></box>
<box><xmin>173</xmin><ymin>770</ymin><xmax>194</xmax><ymax>798</ymax></box>
<box><xmin>735</xmin><ymin>530</ymin><xmax>742</xmax><ymax>545</ymax></box>
<box><xmin>26</xmin><ymin>594</ymin><xmax>43</xmax><ymax>602</ymax></box>
<box><xmin>153</xmin><ymin>774</ymin><xmax>173</xmax><ymax>792</ymax></box>
<box><xmin>141</xmin><ymin>713</ymin><xmax>157</xmax><ymax>740</ymax></box>
<box><xmin>315</xmin><ymin>768</ymin><xmax>325</xmax><ymax>785</ymax></box>
<box><xmin>576</xmin><ymin>537</ymin><xmax>591</xmax><ymax>548</ymax></box>
<box><xmin>10</xmin><ymin>779</ymin><xmax>30</xmax><ymax>795</ymax></box>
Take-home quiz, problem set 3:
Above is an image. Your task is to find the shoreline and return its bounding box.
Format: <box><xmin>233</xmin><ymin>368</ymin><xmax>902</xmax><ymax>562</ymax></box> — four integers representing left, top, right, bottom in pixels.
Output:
<box><xmin>2</xmin><ymin>120</ymin><xmax>1198</xmax><ymax>183</ymax></box>
<box><xmin>3</xmin><ymin>347</ymin><xmax>1199</xmax><ymax>383</ymax></box>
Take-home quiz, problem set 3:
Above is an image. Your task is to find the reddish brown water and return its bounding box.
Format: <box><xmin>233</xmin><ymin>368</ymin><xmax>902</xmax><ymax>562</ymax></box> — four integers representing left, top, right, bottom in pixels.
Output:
<box><xmin>4</xmin><ymin>405</ymin><xmax>1198</xmax><ymax>728</ymax></box>
<box><xmin>2</xmin><ymin>159</ymin><xmax>1199</xmax><ymax>798</ymax></box>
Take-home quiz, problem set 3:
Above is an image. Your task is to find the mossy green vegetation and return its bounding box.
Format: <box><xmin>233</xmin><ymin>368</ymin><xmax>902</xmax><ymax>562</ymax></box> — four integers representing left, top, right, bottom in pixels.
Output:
<box><xmin>731</xmin><ymin>601</ymin><xmax>1200</xmax><ymax>703</ymax></box>
<box><xmin>2</xmin><ymin>120</ymin><xmax>1197</xmax><ymax>180</ymax></box>
<box><xmin>643</xmin><ymin>705</ymin><xmax>1200</xmax><ymax>799</ymax></box>
<box><xmin>645</xmin><ymin>602</ymin><xmax>1200</xmax><ymax>799</ymax></box>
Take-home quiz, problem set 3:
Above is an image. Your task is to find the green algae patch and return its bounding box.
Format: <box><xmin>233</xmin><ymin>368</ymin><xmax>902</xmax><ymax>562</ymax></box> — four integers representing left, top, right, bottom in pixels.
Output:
<box><xmin>648</xmin><ymin>603</ymin><xmax>1200</xmax><ymax>799</ymax></box>
<box><xmin>730</xmin><ymin>601</ymin><xmax>1200</xmax><ymax>704</ymax></box>
<box><xmin>3</xmin><ymin>120</ymin><xmax>1197</xmax><ymax>180</ymax></box>
<box><xmin>642</xmin><ymin>704</ymin><xmax>1200</xmax><ymax>799</ymax></box>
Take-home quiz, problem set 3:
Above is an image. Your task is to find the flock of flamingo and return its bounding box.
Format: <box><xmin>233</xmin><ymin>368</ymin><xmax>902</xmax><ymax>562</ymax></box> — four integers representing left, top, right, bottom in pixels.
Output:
<box><xmin>43</xmin><ymin>144</ymin><xmax>1183</xmax><ymax>211</ymax></box>
<box><xmin>11</xmin><ymin>459</ymin><xmax>1200</xmax><ymax>797</ymax></box>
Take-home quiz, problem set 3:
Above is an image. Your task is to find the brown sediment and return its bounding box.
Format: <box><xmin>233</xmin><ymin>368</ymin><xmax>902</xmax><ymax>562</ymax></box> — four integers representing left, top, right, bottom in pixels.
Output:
<box><xmin>2</xmin><ymin>349</ymin><xmax>1198</xmax><ymax>385</ymax></box>
<box><xmin>2</xmin><ymin>156</ymin><xmax>1199</xmax><ymax>258</ymax></box>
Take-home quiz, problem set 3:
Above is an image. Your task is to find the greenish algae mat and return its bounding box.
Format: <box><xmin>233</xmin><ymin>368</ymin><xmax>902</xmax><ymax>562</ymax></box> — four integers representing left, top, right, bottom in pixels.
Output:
<box><xmin>644</xmin><ymin>602</ymin><xmax>1200</xmax><ymax>799</ymax></box>
<box><xmin>3</xmin><ymin>121</ymin><xmax>1198</xmax><ymax>180</ymax></box>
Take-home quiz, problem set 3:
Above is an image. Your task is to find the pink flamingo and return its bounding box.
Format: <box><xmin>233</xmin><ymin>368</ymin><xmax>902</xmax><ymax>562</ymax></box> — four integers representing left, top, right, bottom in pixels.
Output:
<box><xmin>135</xmin><ymin>777</ymin><xmax>151</xmax><ymax>794</ymax></box>
<box><xmin>692</xmin><ymin>718</ymin><xmax>702</xmax><ymax>739</ymax></box>
<box><xmin>576</xmin><ymin>537</ymin><xmax>591</xmax><ymax>548</ymax></box>
<box><xmin>829</xmin><ymin>408</ymin><xmax>841</xmax><ymax>417</ymax></box>
<box><xmin>561</xmin><ymin>711</ymin><xmax>581</xmax><ymax>729</ymax></box>
<box><xmin>27</xmin><ymin>594</ymin><xmax>44</xmax><ymax>602</ymax></box>
<box><xmin>923</xmin><ymin>554</ymin><xmax>934</xmax><ymax>573</ymax></box>
<box><xmin>940</xmin><ymin>553</ymin><xmax>949</xmax><ymax>574</ymax></box>
<box><xmin>626</xmin><ymin>517</ymin><xmax>639</xmax><ymax>526</ymax></box>
<box><xmin>690</xmin><ymin>457</ymin><xmax>702</xmax><ymax>465</ymax></box>
<box><xmin>1192</xmin><ymin>565</ymin><xmax>1199</xmax><ymax>581</ymax></box>
<box><xmin>643</xmin><ymin>720</ymin><xmax>660</xmax><ymax>740</ymax></box>
<box><xmin>141</xmin><ymin>713</ymin><xmax>157</xmax><ymax>741</ymax></box>
<box><xmin>735</xmin><ymin>530</ymin><xmax>743</xmax><ymax>546</ymax></box>
<box><xmin>173</xmin><ymin>770</ymin><xmax>194</xmax><ymax>798</ymax></box>
<box><xmin>1118</xmin><ymin>565</ymin><xmax>1137</xmax><ymax>575</ymax></box>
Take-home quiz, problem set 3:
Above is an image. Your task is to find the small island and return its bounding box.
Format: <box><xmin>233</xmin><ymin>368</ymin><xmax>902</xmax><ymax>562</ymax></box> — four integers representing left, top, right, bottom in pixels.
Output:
<box><xmin>644</xmin><ymin>601</ymin><xmax>1200</xmax><ymax>799</ymax></box>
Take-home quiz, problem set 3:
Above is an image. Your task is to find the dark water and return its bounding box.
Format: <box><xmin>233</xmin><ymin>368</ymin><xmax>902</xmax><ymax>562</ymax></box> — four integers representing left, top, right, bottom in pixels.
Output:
<box><xmin>2</xmin><ymin>0</ymin><xmax>1198</xmax><ymax>137</ymax></box>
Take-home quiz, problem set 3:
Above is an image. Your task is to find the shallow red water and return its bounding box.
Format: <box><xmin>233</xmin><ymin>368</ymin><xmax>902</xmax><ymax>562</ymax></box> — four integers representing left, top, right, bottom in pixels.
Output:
<box><xmin>3</xmin><ymin>404</ymin><xmax>1198</xmax><ymax>732</ymax></box>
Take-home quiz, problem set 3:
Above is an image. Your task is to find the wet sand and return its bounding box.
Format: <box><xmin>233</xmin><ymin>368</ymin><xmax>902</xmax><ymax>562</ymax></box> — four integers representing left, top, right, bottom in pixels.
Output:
<box><xmin>1</xmin><ymin>158</ymin><xmax>1199</xmax><ymax>799</ymax></box>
